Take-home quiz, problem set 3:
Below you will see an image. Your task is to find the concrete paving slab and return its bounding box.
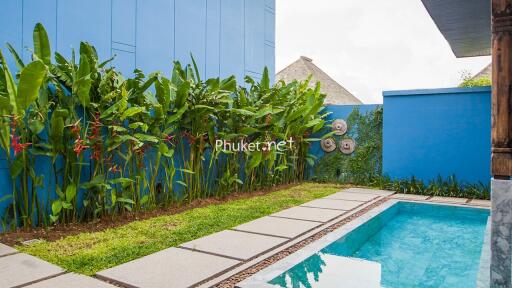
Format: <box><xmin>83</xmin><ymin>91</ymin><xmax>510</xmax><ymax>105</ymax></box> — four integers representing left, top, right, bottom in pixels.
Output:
<box><xmin>300</xmin><ymin>199</ymin><xmax>362</xmax><ymax>211</ymax></box>
<box><xmin>180</xmin><ymin>230</ymin><xmax>287</xmax><ymax>260</ymax></box>
<box><xmin>345</xmin><ymin>187</ymin><xmax>395</xmax><ymax>196</ymax></box>
<box><xmin>391</xmin><ymin>193</ymin><xmax>429</xmax><ymax>200</ymax></box>
<box><xmin>325</xmin><ymin>191</ymin><xmax>377</xmax><ymax>202</ymax></box>
<box><xmin>234</xmin><ymin>216</ymin><xmax>319</xmax><ymax>238</ymax></box>
<box><xmin>0</xmin><ymin>242</ymin><xmax>17</xmax><ymax>256</ymax></box>
<box><xmin>0</xmin><ymin>253</ymin><xmax>64</xmax><ymax>288</ymax></box>
<box><xmin>430</xmin><ymin>196</ymin><xmax>468</xmax><ymax>204</ymax></box>
<box><xmin>25</xmin><ymin>273</ymin><xmax>116</xmax><ymax>288</ymax></box>
<box><xmin>96</xmin><ymin>247</ymin><xmax>239</xmax><ymax>288</ymax></box>
<box><xmin>270</xmin><ymin>206</ymin><xmax>345</xmax><ymax>223</ymax></box>
<box><xmin>469</xmin><ymin>199</ymin><xmax>491</xmax><ymax>207</ymax></box>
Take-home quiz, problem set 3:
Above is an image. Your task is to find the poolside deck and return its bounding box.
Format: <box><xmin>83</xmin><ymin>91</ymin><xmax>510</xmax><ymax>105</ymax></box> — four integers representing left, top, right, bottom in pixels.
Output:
<box><xmin>0</xmin><ymin>189</ymin><xmax>490</xmax><ymax>288</ymax></box>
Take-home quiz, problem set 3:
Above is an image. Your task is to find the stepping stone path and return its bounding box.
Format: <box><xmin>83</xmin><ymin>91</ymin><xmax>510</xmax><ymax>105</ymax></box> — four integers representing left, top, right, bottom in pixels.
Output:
<box><xmin>234</xmin><ymin>216</ymin><xmax>320</xmax><ymax>238</ymax></box>
<box><xmin>96</xmin><ymin>247</ymin><xmax>239</xmax><ymax>288</ymax></box>
<box><xmin>25</xmin><ymin>273</ymin><xmax>116</xmax><ymax>288</ymax></box>
<box><xmin>0</xmin><ymin>243</ymin><xmax>116</xmax><ymax>288</ymax></box>
<box><xmin>325</xmin><ymin>191</ymin><xmax>378</xmax><ymax>202</ymax></box>
<box><xmin>180</xmin><ymin>230</ymin><xmax>287</xmax><ymax>260</ymax></box>
<box><xmin>300</xmin><ymin>198</ymin><xmax>363</xmax><ymax>210</ymax></box>
<box><xmin>271</xmin><ymin>206</ymin><xmax>345</xmax><ymax>223</ymax></box>
<box><xmin>0</xmin><ymin>253</ymin><xmax>65</xmax><ymax>287</ymax></box>
<box><xmin>0</xmin><ymin>243</ymin><xmax>17</xmax><ymax>257</ymax></box>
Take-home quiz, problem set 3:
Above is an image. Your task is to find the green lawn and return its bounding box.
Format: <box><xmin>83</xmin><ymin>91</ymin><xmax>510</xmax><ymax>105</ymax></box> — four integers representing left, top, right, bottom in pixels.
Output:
<box><xmin>19</xmin><ymin>183</ymin><xmax>345</xmax><ymax>275</ymax></box>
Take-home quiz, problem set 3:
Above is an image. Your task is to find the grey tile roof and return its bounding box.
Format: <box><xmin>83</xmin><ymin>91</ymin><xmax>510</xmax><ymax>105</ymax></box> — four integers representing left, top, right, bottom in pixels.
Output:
<box><xmin>472</xmin><ymin>63</ymin><xmax>491</xmax><ymax>80</ymax></box>
<box><xmin>276</xmin><ymin>56</ymin><xmax>363</xmax><ymax>105</ymax></box>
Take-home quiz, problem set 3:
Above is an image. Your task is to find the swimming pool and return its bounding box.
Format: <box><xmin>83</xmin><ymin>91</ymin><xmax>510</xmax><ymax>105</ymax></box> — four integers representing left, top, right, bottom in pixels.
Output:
<box><xmin>239</xmin><ymin>201</ymin><xmax>490</xmax><ymax>288</ymax></box>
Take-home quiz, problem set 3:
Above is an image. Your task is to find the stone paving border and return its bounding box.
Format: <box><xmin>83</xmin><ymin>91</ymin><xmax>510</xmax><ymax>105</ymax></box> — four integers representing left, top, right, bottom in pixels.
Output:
<box><xmin>233</xmin><ymin>216</ymin><xmax>321</xmax><ymax>239</ymax></box>
<box><xmin>96</xmin><ymin>248</ymin><xmax>240</xmax><ymax>288</ymax></box>
<box><xmin>25</xmin><ymin>273</ymin><xmax>117</xmax><ymax>288</ymax></box>
<box><xmin>269</xmin><ymin>206</ymin><xmax>345</xmax><ymax>223</ymax></box>
<box><xmin>0</xmin><ymin>242</ymin><xmax>18</xmax><ymax>257</ymax></box>
<box><xmin>300</xmin><ymin>198</ymin><xmax>363</xmax><ymax>211</ymax></box>
<box><xmin>0</xmin><ymin>253</ymin><xmax>65</xmax><ymax>288</ymax></box>
<box><xmin>180</xmin><ymin>230</ymin><xmax>288</xmax><ymax>261</ymax></box>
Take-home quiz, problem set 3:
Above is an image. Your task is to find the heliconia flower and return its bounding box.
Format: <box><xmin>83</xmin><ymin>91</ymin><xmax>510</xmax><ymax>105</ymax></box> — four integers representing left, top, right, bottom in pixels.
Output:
<box><xmin>11</xmin><ymin>135</ymin><xmax>31</xmax><ymax>155</ymax></box>
<box><xmin>73</xmin><ymin>137</ymin><xmax>89</xmax><ymax>156</ymax></box>
<box><xmin>70</xmin><ymin>124</ymin><xmax>81</xmax><ymax>136</ymax></box>
<box><xmin>109</xmin><ymin>165</ymin><xmax>121</xmax><ymax>174</ymax></box>
<box><xmin>164</xmin><ymin>134</ymin><xmax>176</xmax><ymax>143</ymax></box>
<box><xmin>91</xmin><ymin>148</ymin><xmax>101</xmax><ymax>160</ymax></box>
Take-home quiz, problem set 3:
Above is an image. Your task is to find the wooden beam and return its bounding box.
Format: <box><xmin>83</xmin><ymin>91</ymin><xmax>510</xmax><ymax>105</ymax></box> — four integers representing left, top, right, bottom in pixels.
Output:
<box><xmin>491</xmin><ymin>0</ymin><xmax>512</xmax><ymax>177</ymax></box>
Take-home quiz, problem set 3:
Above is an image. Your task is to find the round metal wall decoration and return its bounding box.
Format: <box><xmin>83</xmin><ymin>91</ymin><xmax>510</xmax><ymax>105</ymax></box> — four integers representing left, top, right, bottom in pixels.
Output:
<box><xmin>340</xmin><ymin>138</ymin><xmax>356</xmax><ymax>154</ymax></box>
<box><xmin>321</xmin><ymin>138</ymin><xmax>337</xmax><ymax>152</ymax></box>
<box><xmin>332</xmin><ymin>119</ymin><xmax>348</xmax><ymax>135</ymax></box>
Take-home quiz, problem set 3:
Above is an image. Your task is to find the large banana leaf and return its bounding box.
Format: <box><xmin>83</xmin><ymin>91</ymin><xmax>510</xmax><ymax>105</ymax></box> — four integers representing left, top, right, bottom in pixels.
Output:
<box><xmin>17</xmin><ymin>60</ymin><xmax>47</xmax><ymax>113</ymax></box>
<box><xmin>0</xmin><ymin>50</ymin><xmax>18</xmax><ymax>114</ymax></box>
<box><xmin>33</xmin><ymin>23</ymin><xmax>51</xmax><ymax>65</ymax></box>
<box><xmin>73</xmin><ymin>54</ymin><xmax>92</xmax><ymax>107</ymax></box>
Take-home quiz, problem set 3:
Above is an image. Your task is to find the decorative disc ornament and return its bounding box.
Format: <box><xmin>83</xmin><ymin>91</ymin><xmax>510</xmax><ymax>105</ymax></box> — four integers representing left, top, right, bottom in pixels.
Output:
<box><xmin>332</xmin><ymin>119</ymin><xmax>348</xmax><ymax>135</ymax></box>
<box><xmin>321</xmin><ymin>138</ymin><xmax>337</xmax><ymax>153</ymax></box>
<box><xmin>340</xmin><ymin>138</ymin><xmax>356</xmax><ymax>154</ymax></box>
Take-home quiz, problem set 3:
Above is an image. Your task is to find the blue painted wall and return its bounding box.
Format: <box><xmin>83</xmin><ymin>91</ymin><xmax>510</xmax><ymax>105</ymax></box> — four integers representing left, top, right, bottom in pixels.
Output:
<box><xmin>382</xmin><ymin>87</ymin><xmax>491</xmax><ymax>184</ymax></box>
<box><xmin>0</xmin><ymin>0</ymin><xmax>275</xmax><ymax>81</ymax></box>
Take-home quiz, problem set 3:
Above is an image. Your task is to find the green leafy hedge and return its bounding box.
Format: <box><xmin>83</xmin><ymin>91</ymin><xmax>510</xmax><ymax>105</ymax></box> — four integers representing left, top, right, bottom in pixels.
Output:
<box><xmin>0</xmin><ymin>24</ymin><xmax>328</xmax><ymax>230</ymax></box>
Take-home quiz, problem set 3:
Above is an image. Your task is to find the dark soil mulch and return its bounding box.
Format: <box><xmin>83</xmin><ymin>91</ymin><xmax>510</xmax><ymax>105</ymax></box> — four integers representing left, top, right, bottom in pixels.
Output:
<box><xmin>0</xmin><ymin>183</ymin><xmax>300</xmax><ymax>246</ymax></box>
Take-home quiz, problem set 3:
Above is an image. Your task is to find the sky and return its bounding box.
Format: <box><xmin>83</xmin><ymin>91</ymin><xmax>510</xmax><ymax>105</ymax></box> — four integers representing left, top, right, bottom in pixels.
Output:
<box><xmin>275</xmin><ymin>0</ymin><xmax>491</xmax><ymax>104</ymax></box>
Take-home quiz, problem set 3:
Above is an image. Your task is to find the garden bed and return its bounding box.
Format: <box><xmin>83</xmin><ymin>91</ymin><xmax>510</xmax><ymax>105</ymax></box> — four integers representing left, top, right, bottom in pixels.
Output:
<box><xmin>3</xmin><ymin>183</ymin><xmax>346</xmax><ymax>275</ymax></box>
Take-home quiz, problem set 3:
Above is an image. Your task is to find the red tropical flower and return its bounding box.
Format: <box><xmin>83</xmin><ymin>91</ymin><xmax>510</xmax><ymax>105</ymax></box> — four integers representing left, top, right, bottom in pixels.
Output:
<box><xmin>109</xmin><ymin>165</ymin><xmax>121</xmax><ymax>174</ymax></box>
<box><xmin>73</xmin><ymin>137</ymin><xmax>89</xmax><ymax>156</ymax></box>
<box><xmin>11</xmin><ymin>135</ymin><xmax>31</xmax><ymax>155</ymax></box>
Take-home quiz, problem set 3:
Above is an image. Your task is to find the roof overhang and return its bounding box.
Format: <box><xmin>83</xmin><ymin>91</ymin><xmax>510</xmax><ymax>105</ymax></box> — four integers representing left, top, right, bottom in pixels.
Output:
<box><xmin>421</xmin><ymin>0</ymin><xmax>491</xmax><ymax>58</ymax></box>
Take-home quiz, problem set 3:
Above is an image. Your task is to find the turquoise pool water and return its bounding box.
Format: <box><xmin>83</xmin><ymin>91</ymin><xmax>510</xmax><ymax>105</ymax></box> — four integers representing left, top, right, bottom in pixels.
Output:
<box><xmin>269</xmin><ymin>202</ymin><xmax>489</xmax><ymax>288</ymax></box>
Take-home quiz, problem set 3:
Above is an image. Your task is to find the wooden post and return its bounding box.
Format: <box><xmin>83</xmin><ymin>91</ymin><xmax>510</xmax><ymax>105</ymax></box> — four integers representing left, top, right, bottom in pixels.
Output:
<box><xmin>491</xmin><ymin>0</ymin><xmax>512</xmax><ymax>179</ymax></box>
<box><xmin>491</xmin><ymin>2</ymin><xmax>512</xmax><ymax>287</ymax></box>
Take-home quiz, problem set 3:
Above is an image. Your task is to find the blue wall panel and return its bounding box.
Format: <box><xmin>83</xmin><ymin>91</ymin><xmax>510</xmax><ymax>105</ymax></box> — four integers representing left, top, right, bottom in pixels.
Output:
<box><xmin>1</xmin><ymin>0</ymin><xmax>275</xmax><ymax>82</ymax></box>
<box><xmin>112</xmin><ymin>49</ymin><xmax>136</xmax><ymax>77</ymax></box>
<box><xmin>220</xmin><ymin>0</ymin><xmax>245</xmax><ymax>81</ymax></box>
<box><xmin>382</xmin><ymin>87</ymin><xmax>491</xmax><ymax>184</ymax></box>
<box><xmin>136</xmin><ymin>0</ymin><xmax>175</xmax><ymax>75</ymax></box>
<box><xmin>0</xmin><ymin>0</ymin><xmax>22</xmax><ymax>72</ymax></box>
<box><xmin>264</xmin><ymin>2</ymin><xmax>275</xmax><ymax>83</ymax></box>
<box><xmin>112</xmin><ymin>0</ymin><xmax>136</xmax><ymax>46</ymax></box>
<box><xmin>245</xmin><ymin>0</ymin><xmax>265</xmax><ymax>75</ymax></box>
<box><xmin>205</xmin><ymin>0</ymin><xmax>221</xmax><ymax>78</ymax></box>
<box><xmin>175</xmin><ymin>0</ymin><xmax>207</xmax><ymax>78</ymax></box>
<box><xmin>56</xmin><ymin>0</ymin><xmax>112</xmax><ymax>60</ymax></box>
<box><xmin>22</xmin><ymin>0</ymin><xmax>57</xmax><ymax>63</ymax></box>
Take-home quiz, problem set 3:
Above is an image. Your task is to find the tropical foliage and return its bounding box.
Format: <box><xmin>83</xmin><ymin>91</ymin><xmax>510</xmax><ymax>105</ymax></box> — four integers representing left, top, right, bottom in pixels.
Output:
<box><xmin>369</xmin><ymin>175</ymin><xmax>490</xmax><ymax>200</ymax></box>
<box><xmin>313</xmin><ymin>107</ymin><xmax>383</xmax><ymax>183</ymax></box>
<box><xmin>459</xmin><ymin>70</ymin><xmax>491</xmax><ymax>88</ymax></box>
<box><xmin>0</xmin><ymin>24</ymin><xmax>327</xmax><ymax>230</ymax></box>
